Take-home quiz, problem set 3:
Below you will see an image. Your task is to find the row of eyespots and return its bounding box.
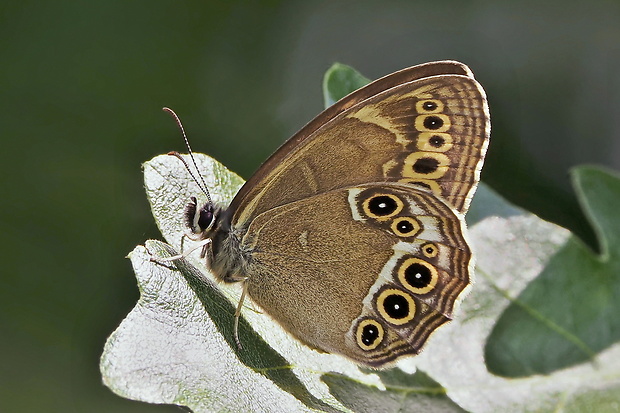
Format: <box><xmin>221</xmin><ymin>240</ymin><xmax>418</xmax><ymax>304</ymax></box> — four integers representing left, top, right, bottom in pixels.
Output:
<box><xmin>355</xmin><ymin>289</ymin><xmax>416</xmax><ymax>351</ymax></box>
<box><xmin>402</xmin><ymin>99</ymin><xmax>453</xmax><ymax>182</ymax></box>
<box><xmin>416</xmin><ymin>99</ymin><xmax>449</xmax><ymax>131</ymax></box>
<box><xmin>354</xmin><ymin>246</ymin><xmax>441</xmax><ymax>351</ymax></box>
<box><xmin>361</xmin><ymin>193</ymin><xmax>421</xmax><ymax>238</ymax></box>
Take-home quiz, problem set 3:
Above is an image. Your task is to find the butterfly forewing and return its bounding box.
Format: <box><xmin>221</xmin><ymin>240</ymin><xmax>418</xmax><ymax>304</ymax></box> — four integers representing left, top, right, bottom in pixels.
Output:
<box><xmin>231</xmin><ymin>72</ymin><xmax>489</xmax><ymax>227</ymax></box>
<box><xmin>351</xmin><ymin>75</ymin><xmax>489</xmax><ymax>213</ymax></box>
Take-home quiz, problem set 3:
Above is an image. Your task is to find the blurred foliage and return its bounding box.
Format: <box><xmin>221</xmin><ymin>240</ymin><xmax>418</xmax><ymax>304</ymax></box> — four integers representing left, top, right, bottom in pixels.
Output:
<box><xmin>1</xmin><ymin>1</ymin><xmax>619</xmax><ymax>412</ymax></box>
<box><xmin>486</xmin><ymin>166</ymin><xmax>620</xmax><ymax>376</ymax></box>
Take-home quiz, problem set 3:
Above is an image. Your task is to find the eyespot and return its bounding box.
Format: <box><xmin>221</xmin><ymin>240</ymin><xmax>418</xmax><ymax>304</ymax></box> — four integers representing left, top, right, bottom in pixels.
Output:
<box><xmin>421</xmin><ymin>242</ymin><xmax>439</xmax><ymax>258</ymax></box>
<box><xmin>355</xmin><ymin>318</ymin><xmax>385</xmax><ymax>351</ymax></box>
<box><xmin>376</xmin><ymin>289</ymin><xmax>416</xmax><ymax>325</ymax></box>
<box><xmin>362</xmin><ymin>193</ymin><xmax>403</xmax><ymax>219</ymax></box>
<box><xmin>399</xmin><ymin>178</ymin><xmax>442</xmax><ymax>197</ymax></box>
<box><xmin>415</xmin><ymin>114</ymin><xmax>450</xmax><ymax>132</ymax></box>
<box><xmin>402</xmin><ymin>152</ymin><xmax>450</xmax><ymax>179</ymax></box>
<box><xmin>416</xmin><ymin>99</ymin><xmax>444</xmax><ymax>114</ymax></box>
<box><xmin>397</xmin><ymin>257</ymin><xmax>439</xmax><ymax>295</ymax></box>
<box><xmin>390</xmin><ymin>217</ymin><xmax>422</xmax><ymax>238</ymax></box>
<box><xmin>416</xmin><ymin>132</ymin><xmax>453</xmax><ymax>153</ymax></box>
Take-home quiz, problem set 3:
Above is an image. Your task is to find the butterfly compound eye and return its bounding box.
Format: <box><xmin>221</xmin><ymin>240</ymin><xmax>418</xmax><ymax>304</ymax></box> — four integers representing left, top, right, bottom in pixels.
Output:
<box><xmin>197</xmin><ymin>203</ymin><xmax>215</xmax><ymax>232</ymax></box>
<box><xmin>184</xmin><ymin>197</ymin><xmax>215</xmax><ymax>233</ymax></box>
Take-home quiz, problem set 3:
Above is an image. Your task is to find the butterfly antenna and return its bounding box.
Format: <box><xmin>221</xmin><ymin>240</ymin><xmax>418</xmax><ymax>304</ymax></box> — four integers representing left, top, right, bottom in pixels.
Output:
<box><xmin>163</xmin><ymin>107</ymin><xmax>213</xmax><ymax>204</ymax></box>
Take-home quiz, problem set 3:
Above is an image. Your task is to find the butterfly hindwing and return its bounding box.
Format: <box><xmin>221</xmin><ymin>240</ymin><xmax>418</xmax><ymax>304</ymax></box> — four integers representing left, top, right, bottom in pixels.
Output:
<box><xmin>240</xmin><ymin>182</ymin><xmax>471</xmax><ymax>366</ymax></box>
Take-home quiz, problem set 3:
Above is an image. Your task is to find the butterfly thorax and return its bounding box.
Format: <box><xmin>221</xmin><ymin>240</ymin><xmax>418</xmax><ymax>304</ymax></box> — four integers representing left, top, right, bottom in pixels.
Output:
<box><xmin>185</xmin><ymin>197</ymin><xmax>250</xmax><ymax>283</ymax></box>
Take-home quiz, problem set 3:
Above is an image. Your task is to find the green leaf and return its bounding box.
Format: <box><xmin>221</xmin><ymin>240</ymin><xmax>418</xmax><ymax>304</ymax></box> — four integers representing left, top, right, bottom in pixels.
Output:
<box><xmin>486</xmin><ymin>166</ymin><xmax>620</xmax><ymax>377</ymax></box>
<box><xmin>322</xmin><ymin>63</ymin><xmax>370</xmax><ymax>108</ymax></box>
<box><xmin>322</xmin><ymin>369</ymin><xmax>465</xmax><ymax>413</ymax></box>
<box><xmin>467</xmin><ymin>181</ymin><xmax>525</xmax><ymax>225</ymax></box>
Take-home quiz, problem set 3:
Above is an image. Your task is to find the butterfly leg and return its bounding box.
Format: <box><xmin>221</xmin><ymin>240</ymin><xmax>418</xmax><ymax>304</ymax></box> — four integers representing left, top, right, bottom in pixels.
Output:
<box><xmin>233</xmin><ymin>280</ymin><xmax>249</xmax><ymax>350</ymax></box>
<box><xmin>151</xmin><ymin>234</ymin><xmax>212</xmax><ymax>263</ymax></box>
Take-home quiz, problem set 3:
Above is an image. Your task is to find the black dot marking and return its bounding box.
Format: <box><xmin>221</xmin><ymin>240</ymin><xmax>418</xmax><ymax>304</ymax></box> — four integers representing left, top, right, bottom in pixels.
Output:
<box><xmin>361</xmin><ymin>324</ymin><xmax>380</xmax><ymax>346</ymax></box>
<box><xmin>405</xmin><ymin>263</ymin><xmax>432</xmax><ymax>289</ymax></box>
<box><xmin>383</xmin><ymin>294</ymin><xmax>410</xmax><ymax>319</ymax></box>
<box><xmin>413</xmin><ymin>157</ymin><xmax>439</xmax><ymax>174</ymax></box>
<box><xmin>425</xmin><ymin>246</ymin><xmax>435</xmax><ymax>255</ymax></box>
<box><xmin>423</xmin><ymin>116</ymin><xmax>444</xmax><ymax>130</ymax></box>
<box><xmin>422</xmin><ymin>101</ymin><xmax>438</xmax><ymax>111</ymax></box>
<box><xmin>429</xmin><ymin>135</ymin><xmax>445</xmax><ymax>148</ymax></box>
<box><xmin>396</xmin><ymin>219</ymin><xmax>415</xmax><ymax>234</ymax></box>
<box><xmin>368</xmin><ymin>195</ymin><xmax>398</xmax><ymax>216</ymax></box>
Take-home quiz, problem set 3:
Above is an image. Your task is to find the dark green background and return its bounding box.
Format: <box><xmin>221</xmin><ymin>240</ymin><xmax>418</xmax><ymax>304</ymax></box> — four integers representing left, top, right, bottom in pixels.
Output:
<box><xmin>1</xmin><ymin>1</ymin><xmax>618</xmax><ymax>412</ymax></box>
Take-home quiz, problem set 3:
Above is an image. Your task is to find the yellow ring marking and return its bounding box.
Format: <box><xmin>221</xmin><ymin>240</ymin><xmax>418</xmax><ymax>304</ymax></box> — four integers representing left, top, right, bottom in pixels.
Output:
<box><xmin>390</xmin><ymin>217</ymin><xmax>422</xmax><ymax>238</ymax></box>
<box><xmin>416</xmin><ymin>132</ymin><xmax>453</xmax><ymax>153</ymax></box>
<box><xmin>398</xmin><ymin>178</ymin><xmax>442</xmax><ymax>197</ymax></box>
<box><xmin>376</xmin><ymin>289</ymin><xmax>416</xmax><ymax>325</ymax></box>
<box><xmin>397</xmin><ymin>257</ymin><xmax>439</xmax><ymax>295</ymax></box>
<box><xmin>414</xmin><ymin>114</ymin><xmax>451</xmax><ymax>133</ymax></box>
<box><xmin>402</xmin><ymin>152</ymin><xmax>450</xmax><ymax>180</ymax></box>
<box><xmin>415</xmin><ymin>99</ymin><xmax>444</xmax><ymax>114</ymax></box>
<box><xmin>356</xmin><ymin>319</ymin><xmax>385</xmax><ymax>351</ymax></box>
<box><xmin>362</xmin><ymin>193</ymin><xmax>404</xmax><ymax>220</ymax></box>
<box><xmin>420</xmin><ymin>242</ymin><xmax>439</xmax><ymax>258</ymax></box>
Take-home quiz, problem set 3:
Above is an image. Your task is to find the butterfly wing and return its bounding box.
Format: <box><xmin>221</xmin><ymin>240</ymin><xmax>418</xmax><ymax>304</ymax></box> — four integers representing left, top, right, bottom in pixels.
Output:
<box><xmin>230</xmin><ymin>61</ymin><xmax>489</xmax><ymax>227</ymax></box>
<box><xmin>241</xmin><ymin>182</ymin><xmax>471</xmax><ymax>366</ymax></box>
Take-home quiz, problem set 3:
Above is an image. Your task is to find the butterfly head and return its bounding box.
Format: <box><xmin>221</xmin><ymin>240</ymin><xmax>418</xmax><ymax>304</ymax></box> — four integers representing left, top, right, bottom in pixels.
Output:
<box><xmin>184</xmin><ymin>196</ymin><xmax>223</xmax><ymax>236</ymax></box>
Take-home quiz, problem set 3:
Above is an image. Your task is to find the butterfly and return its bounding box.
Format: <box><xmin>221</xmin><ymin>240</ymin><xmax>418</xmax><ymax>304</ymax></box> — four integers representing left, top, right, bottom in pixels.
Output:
<box><xmin>165</xmin><ymin>61</ymin><xmax>489</xmax><ymax>367</ymax></box>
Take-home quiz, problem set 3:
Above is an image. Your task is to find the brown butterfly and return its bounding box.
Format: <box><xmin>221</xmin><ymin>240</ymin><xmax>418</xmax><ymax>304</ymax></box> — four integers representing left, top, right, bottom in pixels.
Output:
<box><xmin>169</xmin><ymin>61</ymin><xmax>489</xmax><ymax>367</ymax></box>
